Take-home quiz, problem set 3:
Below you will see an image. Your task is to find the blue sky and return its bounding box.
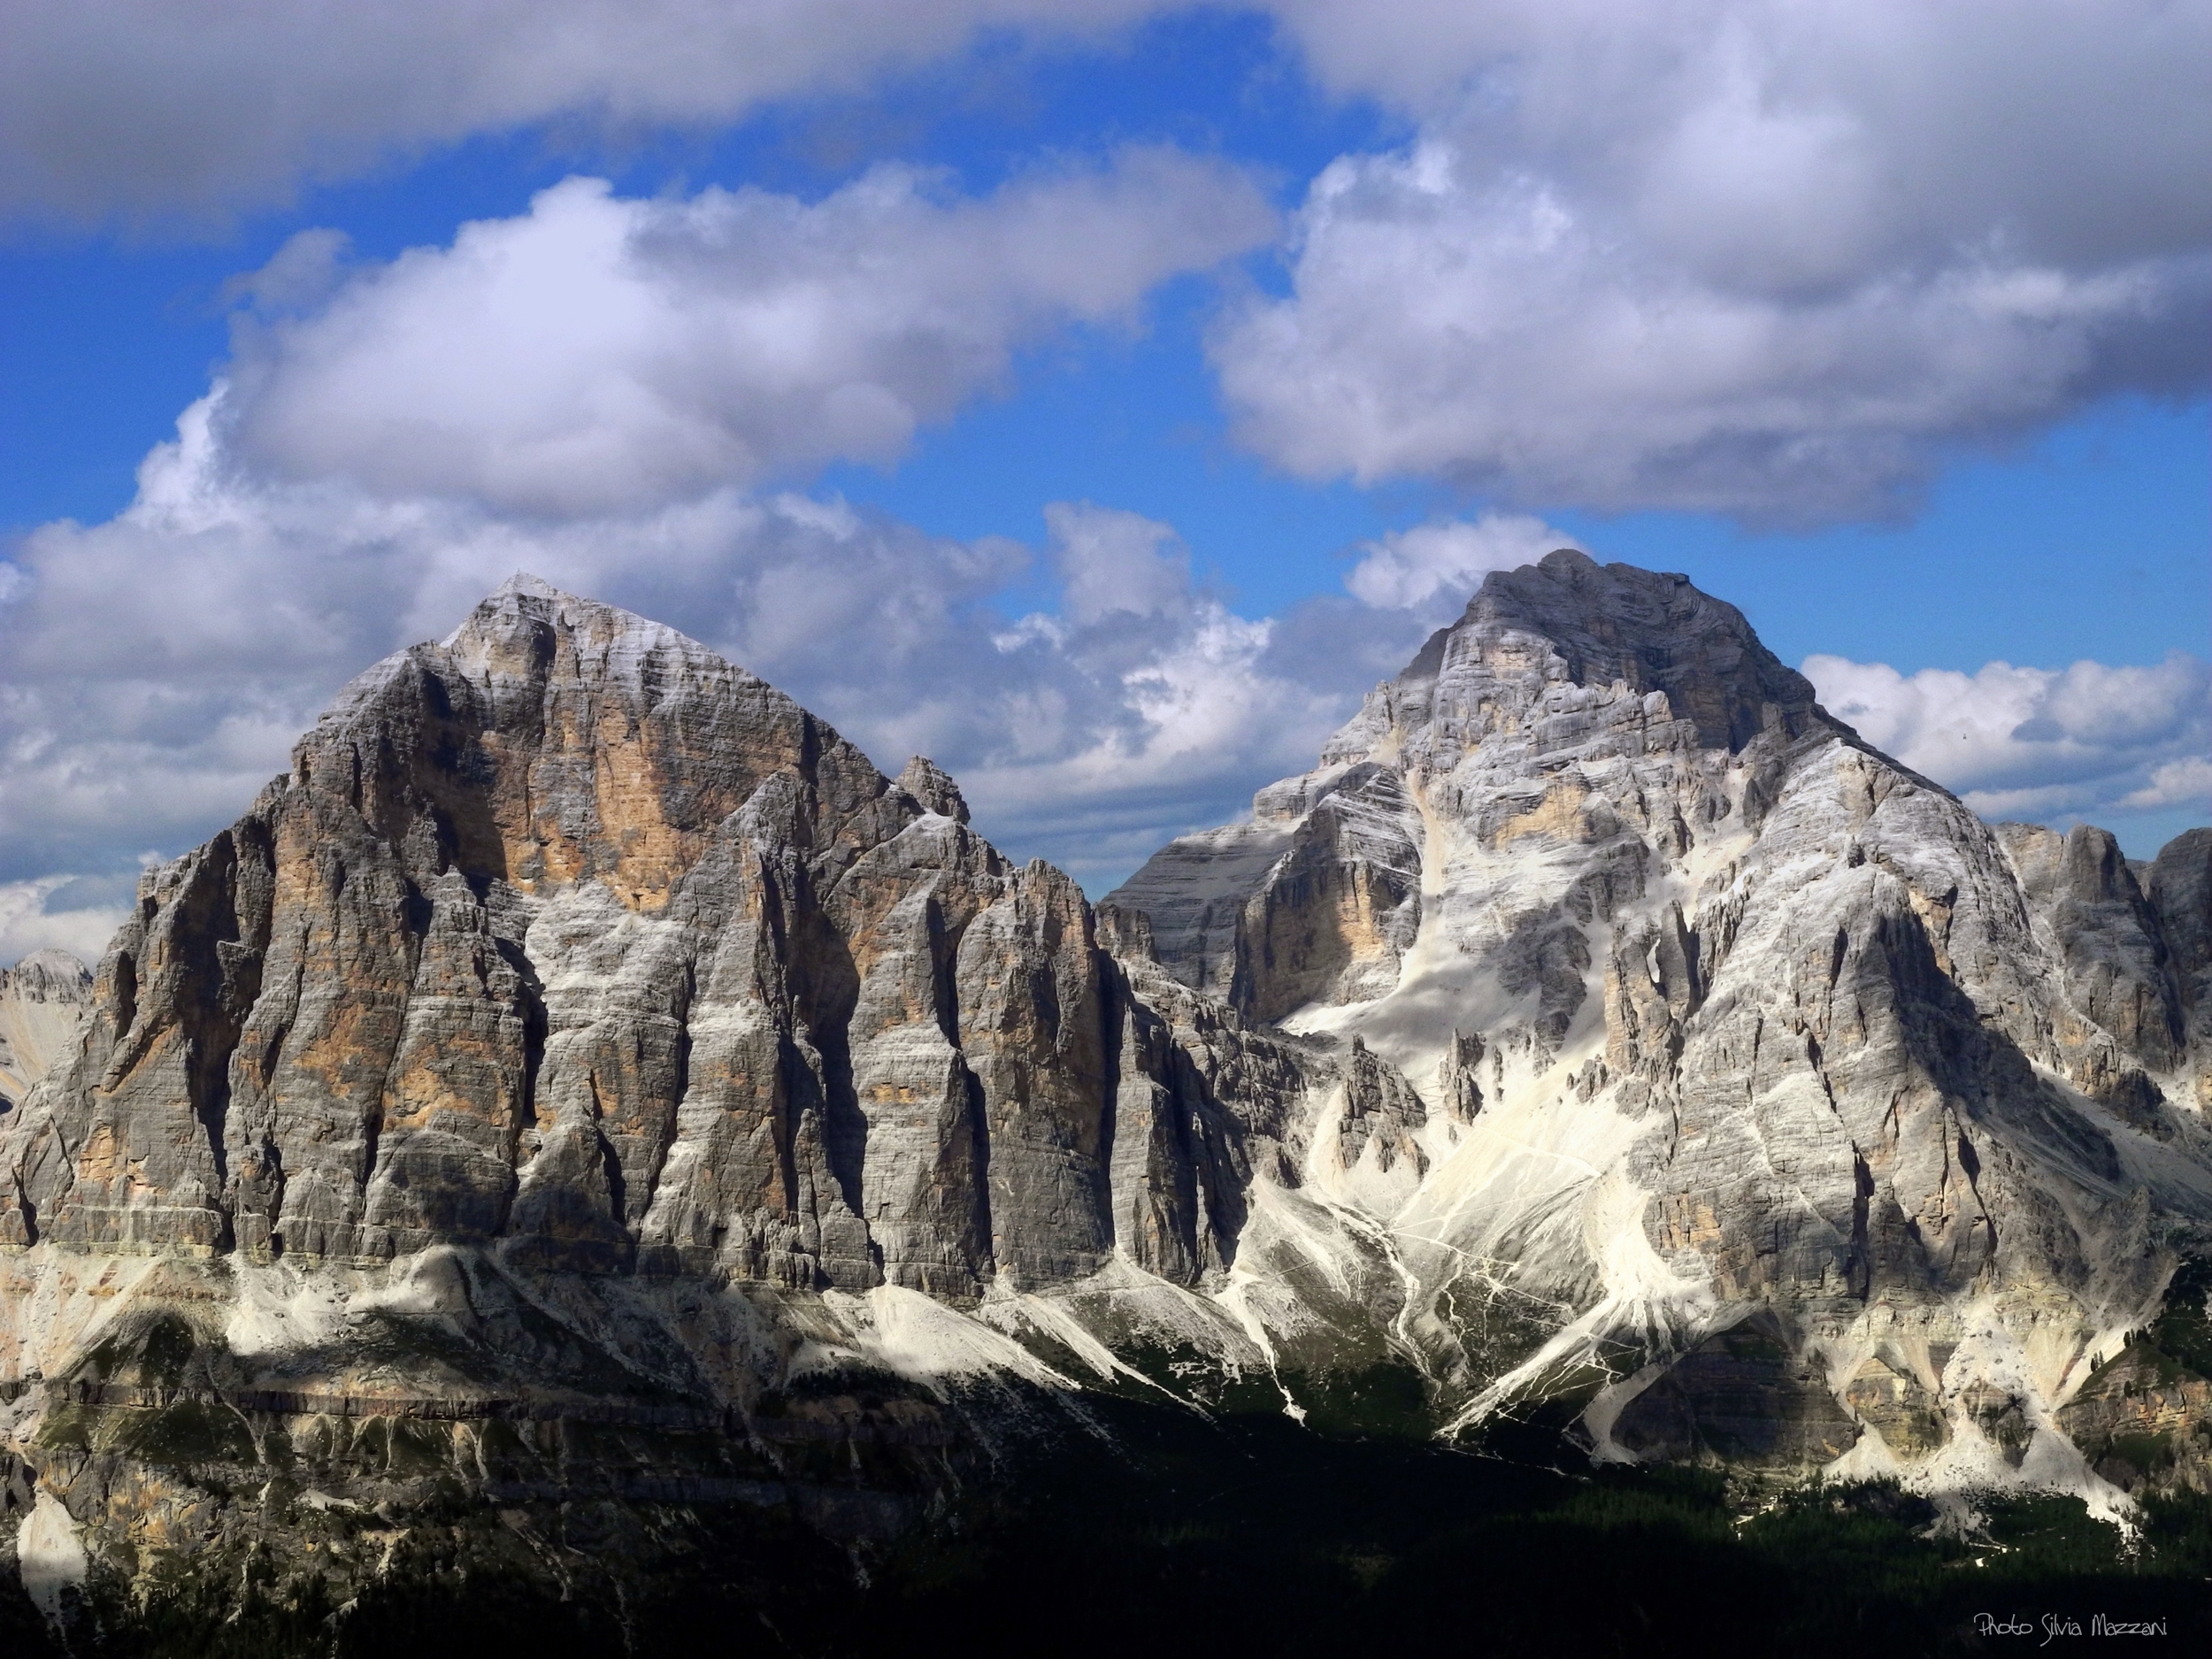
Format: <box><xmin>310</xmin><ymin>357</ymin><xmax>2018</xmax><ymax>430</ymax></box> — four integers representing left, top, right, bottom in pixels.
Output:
<box><xmin>1</xmin><ymin>1</ymin><xmax>2206</xmax><ymax>962</ymax></box>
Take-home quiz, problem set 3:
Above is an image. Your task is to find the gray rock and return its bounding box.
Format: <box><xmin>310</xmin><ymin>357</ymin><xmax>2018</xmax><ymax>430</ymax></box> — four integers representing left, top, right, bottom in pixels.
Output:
<box><xmin>2149</xmin><ymin>827</ymin><xmax>2212</xmax><ymax>1110</ymax></box>
<box><xmin>1998</xmin><ymin>821</ymin><xmax>2185</xmax><ymax>1079</ymax></box>
<box><xmin>0</xmin><ymin>577</ymin><xmax>1300</xmax><ymax>1298</ymax></box>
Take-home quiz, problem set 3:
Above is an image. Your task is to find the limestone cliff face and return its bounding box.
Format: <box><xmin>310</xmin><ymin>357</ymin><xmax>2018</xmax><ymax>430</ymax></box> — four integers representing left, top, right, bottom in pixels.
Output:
<box><xmin>0</xmin><ymin>580</ymin><xmax>1347</xmax><ymax>1629</ymax></box>
<box><xmin>0</xmin><ymin>577</ymin><xmax>1300</xmax><ymax>1298</ymax></box>
<box><xmin>0</xmin><ymin>951</ymin><xmax>89</xmax><ymax>1111</ymax></box>
<box><xmin>1998</xmin><ymin>822</ymin><xmax>2203</xmax><ymax>1110</ymax></box>
<box><xmin>1110</xmin><ymin>549</ymin><xmax>2212</xmax><ymax>1481</ymax></box>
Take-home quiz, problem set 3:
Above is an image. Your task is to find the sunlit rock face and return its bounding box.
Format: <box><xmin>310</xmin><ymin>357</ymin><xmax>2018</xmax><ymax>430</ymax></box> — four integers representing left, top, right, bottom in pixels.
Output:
<box><xmin>0</xmin><ymin>576</ymin><xmax>1321</xmax><ymax>1297</ymax></box>
<box><xmin>1111</xmin><ymin>549</ymin><xmax>2212</xmax><ymax>1477</ymax></box>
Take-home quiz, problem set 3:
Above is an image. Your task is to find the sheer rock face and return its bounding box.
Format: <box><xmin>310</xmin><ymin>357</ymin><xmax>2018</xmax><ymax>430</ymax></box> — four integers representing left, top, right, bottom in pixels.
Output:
<box><xmin>1997</xmin><ymin>822</ymin><xmax>2196</xmax><ymax>1108</ymax></box>
<box><xmin>2150</xmin><ymin>829</ymin><xmax>2212</xmax><ymax>1109</ymax></box>
<box><xmin>0</xmin><ymin>578</ymin><xmax>1307</xmax><ymax>1300</ymax></box>
<box><xmin>0</xmin><ymin>950</ymin><xmax>91</xmax><ymax>1110</ymax></box>
<box><xmin>1110</xmin><ymin>549</ymin><xmax>2211</xmax><ymax>1469</ymax></box>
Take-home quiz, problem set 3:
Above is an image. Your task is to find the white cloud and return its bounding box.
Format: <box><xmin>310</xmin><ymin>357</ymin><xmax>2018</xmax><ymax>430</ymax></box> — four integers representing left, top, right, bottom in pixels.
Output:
<box><xmin>1263</xmin><ymin>2</ymin><xmax>2209</xmax><ymax>277</ymax></box>
<box><xmin>1045</xmin><ymin>502</ymin><xmax>1193</xmax><ymax>626</ymax></box>
<box><xmin>219</xmin><ymin>157</ymin><xmax>1272</xmax><ymax>514</ymax></box>
<box><xmin>0</xmin><ymin>878</ymin><xmax>132</xmax><ymax>970</ymax></box>
<box><xmin>1214</xmin><ymin>0</ymin><xmax>2211</xmax><ymax>520</ymax></box>
<box><xmin>1344</xmin><ymin>513</ymin><xmax>1577</xmax><ymax>620</ymax></box>
<box><xmin>2124</xmin><ymin>758</ymin><xmax>2212</xmax><ymax>815</ymax></box>
<box><xmin>949</xmin><ymin>502</ymin><xmax>1357</xmax><ymax>884</ymax></box>
<box><xmin>0</xmin><ymin>0</ymin><xmax>1172</xmax><ymax>224</ymax></box>
<box><xmin>1805</xmin><ymin>650</ymin><xmax>2212</xmax><ymax>826</ymax></box>
<box><xmin>0</xmin><ymin>390</ymin><xmax>1367</xmax><ymax>930</ymax></box>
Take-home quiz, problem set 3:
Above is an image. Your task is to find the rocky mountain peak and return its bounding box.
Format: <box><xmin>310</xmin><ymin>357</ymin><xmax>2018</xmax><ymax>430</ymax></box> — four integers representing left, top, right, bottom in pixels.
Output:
<box><xmin>895</xmin><ymin>755</ymin><xmax>971</xmax><ymax>824</ymax></box>
<box><xmin>1108</xmin><ymin>549</ymin><xmax>2208</xmax><ymax>1483</ymax></box>
<box><xmin>290</xmin><ymin>573</ymin><xmax>898</xmax><ymax>911</ymax></box>
<box><xmin>0</xmin><ymin>576</ymin><xmax>1313</xmax><ymax>1304</ymax></box>
<box><xmin>1</xmin><ymin>950</ymin><xmax>91</xmax><ymax>1001</ymax></box>
<box><xmin>1325</xmin><ymin>548</ymin><xmax>1823</xmax><ymax>773</ymax></box>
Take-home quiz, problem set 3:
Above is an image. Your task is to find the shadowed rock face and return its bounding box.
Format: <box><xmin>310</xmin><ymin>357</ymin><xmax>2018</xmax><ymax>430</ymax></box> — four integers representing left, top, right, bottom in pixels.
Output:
<box><xmin>2150</xmin><ymin>829</ymin><xmax>2212</xmax><ymax>1109</ymax></box>
<box><xmin>1998</xmin><ymin>822</ymin><xmax>2189</xmax><ymax>1086</ymax></box>
<box><xmin>0</xmin><ymin>577</ymin><xmax>1309</xmax><ymax>1296</ymax></box>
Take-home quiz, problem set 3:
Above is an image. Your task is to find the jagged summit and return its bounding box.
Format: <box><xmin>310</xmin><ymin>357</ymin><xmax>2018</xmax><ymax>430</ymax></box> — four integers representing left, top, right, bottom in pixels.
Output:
<box><xmin>311</xmin><ymin>572</ymin><xmax>872</xmax><ymax>910</ymax></box>
<box><xmin>1376</xmin><ymin>549</ymin><xmax>1822</xmax><ymax>756</ymax></box>
<box><xmin>1</xmin><ymin>950</ymin><xmax>90</xmax><ymax>995</ymax></box>
<box><xmin>490</xmin><ymin>568</ymin><xmax>564</xmax><ymax>601</ymax></box>
<box><xmin>1111</xmin><ymin>552</ymin><xmax>1832</xmax><ymax>1015</ymax></box>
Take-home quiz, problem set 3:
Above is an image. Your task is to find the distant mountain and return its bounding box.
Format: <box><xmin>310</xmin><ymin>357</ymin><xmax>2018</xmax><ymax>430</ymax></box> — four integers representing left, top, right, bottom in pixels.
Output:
<box><xmin>0</xmin><ymin>950</ymin><xmax>89</xmax><ymax>1111</ymax></box>
<box><xmin>2</xmin><ymin>560</ymin><xmax>2207</xmax><ymax>1642</ymax></box>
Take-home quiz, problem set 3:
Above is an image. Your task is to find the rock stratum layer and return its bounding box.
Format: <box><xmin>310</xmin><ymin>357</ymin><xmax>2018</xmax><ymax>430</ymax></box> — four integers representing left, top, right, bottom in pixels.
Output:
<box><xmin>3</xmin><ymin>559</ymin><xmax>2209</xmax><ymax>1632</ymax></box>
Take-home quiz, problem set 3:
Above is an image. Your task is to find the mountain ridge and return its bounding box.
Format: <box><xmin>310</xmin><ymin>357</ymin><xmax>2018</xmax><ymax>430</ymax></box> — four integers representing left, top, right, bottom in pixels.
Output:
<box><xmin>2</xmin><ymin>555</ymin><xmax>2208</xmax><ymax>1638</ymax></box>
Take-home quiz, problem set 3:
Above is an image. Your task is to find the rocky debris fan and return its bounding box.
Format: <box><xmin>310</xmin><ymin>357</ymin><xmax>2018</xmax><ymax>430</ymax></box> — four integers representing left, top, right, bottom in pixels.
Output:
<box><xmin>1</xmin><ymin>558</ymin><xmax>2208</xmax><ymax>1635</ymax></box>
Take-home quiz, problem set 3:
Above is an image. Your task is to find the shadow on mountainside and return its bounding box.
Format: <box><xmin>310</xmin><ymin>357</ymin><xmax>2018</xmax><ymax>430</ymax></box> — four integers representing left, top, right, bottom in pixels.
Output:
<box><xmin>11</xmin><ymin>1389</ymin><xmax>2209</xmax><ymax>1659</ymax></box>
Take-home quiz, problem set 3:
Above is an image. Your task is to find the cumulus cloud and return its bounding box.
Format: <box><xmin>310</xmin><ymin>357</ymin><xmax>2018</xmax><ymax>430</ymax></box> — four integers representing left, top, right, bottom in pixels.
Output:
<box><xmin>0</xmin><ymin>0</ymin><xmax>1171</xmax><ymax>224</ymax></box>
<box><xmin>1045</xmin><ymin>503</ymin><xmax>1194</xmax><ymax>627</ymax></box>
<box><xmin>1805</xmin><ymin>650</ymin><xmax>2212</xmax><ymax>827</ymax></box>
<box><xmin>1217</xmin><ymin>0</ymin><xmax>2211</xmax><ymax>520</ymax></box>
<box><xmin>962</xmin><ymin>503</ymin><xmax>1355</xmax><ymax>880</ymax></box>
<box><xmin>1344</xmin><ymin>513</ymin><xmax>1577</xmax><ymax>623</ymax></box>
<box><xmin>219</xmin><ymin>157</ymin><xmax>1272</xmax><ymax>514</ymax></box>
<box><xmin>0</xmin><ymin>402</ymin><xmax>1363</xmax><ymax>933</ymax></box>
<box><xmin>0</xmin><ymin>878</ymin><xmax>134</xmax><ymax>971</ymax></box>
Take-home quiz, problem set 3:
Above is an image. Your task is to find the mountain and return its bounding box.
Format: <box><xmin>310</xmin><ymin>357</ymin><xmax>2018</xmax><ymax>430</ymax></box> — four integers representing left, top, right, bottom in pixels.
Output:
<box><xmin>2</xmin><ymin>559</ymin><xmax>2208</xmax><ymax>1644</ymax></box>
<box><xmin>1108</xmin><ymin>551</ymin><xmax>2212</xmax><ymax>1479</ymax></box>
